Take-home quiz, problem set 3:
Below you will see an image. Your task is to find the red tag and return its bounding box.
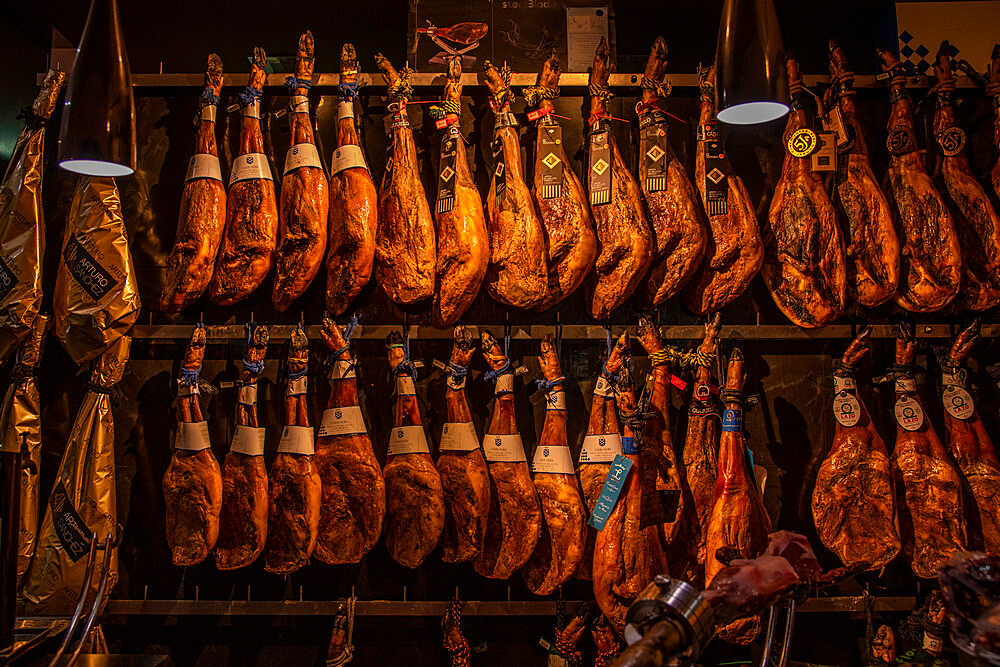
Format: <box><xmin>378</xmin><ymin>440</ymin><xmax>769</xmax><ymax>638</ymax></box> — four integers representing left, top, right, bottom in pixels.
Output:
<box><xmin>435</xmin><ymin>117</ymin><xmax>458</xmax><ymax>130</ymax></box>
<box><xmin>527</xmin><ymin>108</ymin><xmax>551</xmax><ymax>122</ymax></box>
<box><xmin>669</xmin><ymin>375</ymin><xmax>687</xmax><ymax>391</ymax></box>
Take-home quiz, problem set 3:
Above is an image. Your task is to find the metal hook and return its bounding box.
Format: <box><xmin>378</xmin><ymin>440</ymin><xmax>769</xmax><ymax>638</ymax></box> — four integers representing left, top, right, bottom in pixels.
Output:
<box><xmin>758</xmin><ymin>600</ymin><xmax>797</xmax><ymax>667</ymax></box>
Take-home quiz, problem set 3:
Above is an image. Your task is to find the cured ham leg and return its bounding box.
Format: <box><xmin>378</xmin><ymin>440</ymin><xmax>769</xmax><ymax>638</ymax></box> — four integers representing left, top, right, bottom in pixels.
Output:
<box><xmin>263</xmin><ymin>326</ymin><xmax>321</xmax><ymax>574</ymax></box>
<box><xmin>525</xmin><ymin>50</ymin><xmax>596</xmax><ymax>311</ymax></box>
<box><xmin>326</xmin><ymin>44</ymin><xmax>376</xmax><ymax>316</ymax></box>
<box><xmin>682</xmin><ymin>66</ymin><xmax>763</xmax><ymax>315</ymax></box>
<box><xmin>431</xmin><ymin>58</ymin><xmax>489</xmax><ymax>327</ymax></box>
<box><xmin>705</xmin><ymin>349</ymin><xmax>771</xmax><ymax>644</ymax></box>
<box><xmin>483</xmin><ymin>61</ymin><xmax>548</xmax><ymax>309</ymax></box>
<box><xmin>215</xmin><ymin>324</ymin><xmax>269</xmax><ymax>569</ymax></box>
<box><xmin>314</xmin><ymin>317</ymin><xmax>385</xmax><ymax>564</ymax></box>
<box><xmin>436</xmin><ymin>326</ymin><xmax>490</xmax><ymax>563</ymax></box>
<box><xmin>942</xmin><ymin>320</ymin><xmax>1000</xmax><ymax>553</ymax></box>
<box><xmin>273</xmin><ymin>31</ymin><xmax>328</xmax><ymax>311</ymax></box>
<box><xmin>635</xmin><ymin>38</ymin><xmax>706</xmax><ymax>308</ymax></box>
<box><xmin>932</xmin><ymin>43</ymin><xmax>1000</xmax><ymax>312</ymax></box>
<box><xmin>890</xmin><ymin>323</ymin><xmax>965</xmax><ymax>578</ymax></box>
<box><xmin>474</xmin><ymin>330</ymin><xmax>542</xmax><ymax>579</ymax></box>
<box><xmin>878</xmin><ymin>47</ymin><xmax>961</xmax><ymax>312</ymax></box>
<box><xmin>991</xmin><ymin>45</ymin><xmax>1000</xmax><ymax>201</ymax></box>
<box><xmin>576</xmin><ymin>332</ymin><xmax>629</xmax><ymax>581</ymax></box>
<box><xmin>827</xmin><ymin>42</ymin><xmax>899</xmax><ymax>308</ymax></box>
<box><xmin>523</xmin><ymin>334</ymin><xmax>586</xmax><ymax>595</ymax></box>
<box><xmin>593</xmin><ymin>365</ymin><xmax>669</xmax><ymax>636</ymax></box>
<box><xmin>163</xmin><ymin>326</ymin><xmax>222</xmax><ymax>566</ymax></box>
<box><xmin>762</xmin><ymin>57</ymin><xmax>846</xmax><ymax>328</ymax></box>
<box><xmin>160</xmin><ymin>55</ymin><xmax>226</xmax><ymax>313</ymax></box>
<box><xmin>584</xmin><ymin>38</ymin><xmax>652</xmax><ymax>319</ymax></box>
<box><xmin>811</xmin><ymin>326</ymin><xmax>900</xmax><ymax>571</ymax></box>
<box><xmin>208</xmin><ymin>48</ymin><xmax>277</xmax><ymax>305</ymax></box>
<box><xmin>384</xmin><ymin>331</ymin><xmax>444</xmax><ymax>568</ymax></box>
<box><xmin>373</xmin><ymin>54</ymin><xmax>435</xmax><ymax>304</ymax></box>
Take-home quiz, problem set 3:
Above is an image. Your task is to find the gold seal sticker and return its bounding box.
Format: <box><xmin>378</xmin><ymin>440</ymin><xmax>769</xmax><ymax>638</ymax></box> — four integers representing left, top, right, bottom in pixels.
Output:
<box><xmin>886</xmin><ymin>126</ymin><xmax>914</xmax><ymax>155</ymax></box>
<box><xmin>787</xmin><ymin>128</ymin><xmax>817</xmax><ymax>157</ymax></box>
<box><xmin>937</xmin><ymin>127</ymin><xmax>966</xmax><ymax>157</ymax></box>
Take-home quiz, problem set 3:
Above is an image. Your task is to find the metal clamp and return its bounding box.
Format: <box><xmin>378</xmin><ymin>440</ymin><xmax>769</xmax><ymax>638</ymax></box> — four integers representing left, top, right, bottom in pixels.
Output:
<box><xmin>623</xmin><ymin>576</ymin><xmax>715</xmax><ymax>665</ymax></box>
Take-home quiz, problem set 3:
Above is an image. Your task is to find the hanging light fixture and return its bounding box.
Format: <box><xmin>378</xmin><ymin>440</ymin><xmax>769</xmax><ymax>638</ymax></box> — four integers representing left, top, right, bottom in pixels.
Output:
<box><xmin>715</xmin><ymin>0</ymin><xmax>789</xmax><ymax>125</ymax></box>
<box><xmin>58</xmin><ymin>0</ymin><xmax>136</xmax><ymax>177</ymax></box>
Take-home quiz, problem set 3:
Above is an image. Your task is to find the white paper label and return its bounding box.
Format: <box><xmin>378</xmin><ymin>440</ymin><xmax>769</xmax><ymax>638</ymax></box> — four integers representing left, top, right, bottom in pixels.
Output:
<box><xmin>833</xmin><ymin>391</ymin><xmax>861</xmax><ymax>427</ymax></box>
<box><xmin>330</xmin><ymin>144</ymin><xmax>369</xmax><ymax>174</ymax></box>
<box><xmin>482</xmin><ymin>433</ymin><xmax>527</xmax><ymax>462</ymax></box>
<box><xmin>495</xmin><ymin>373</ymin><xmax>514</xmax><ymax>394</ymax></box>
<box><xmin>833</xmin><ymin>375</ymin><xmax>856</xmax><ymax>393</ymax></box>
<box><xmin>329</xmin><ymin>360</ymin><xmax>356</xmax><ymax>381</ymax></box>
<box><xmin>177</xmin><ymin>381</ymin><xmax>199</xmax><ymax>397</ymax></box>
<box><xmin>594</xmin><ymin>376</ymin><xmax>615</xmax><ymax>398</ymax></box>
<box><xmin>579</xmin><ymin>433</ymin><xmax>623</xmax><ymax>463</ymax></box>
<box><xmin>942</xmin><ymin>369</ymin><xmax>967</xmax><ymax>388</ymax></box>
<box><xmin>277</xmin><ymin>425</ymin><xmax>315</xmax><ymax>455</ymax></box>
<box><xmin>289</xmin><ymin>95</ymin><xmax>309</xmax><ymax>113</ymax></box>
<box><xmin>200</xmin><ymin>105</ymin><xmax>217</xmax><ymax>123</ymax></box>
<box><xmin>566</xmin><ymin>7</ymin><xmax>609</xmax><ymax>71</ymax></box>
<box><xmin>546</xmin><ymin>390</ymin><xmax>566</xmax><ymax>411</ymax></box>
<box><xmin>287</xmin><ymin>375</ymin><xmax>308</xmax><ymax>396</ymax></box>
<box><xmin>338</xmin><ymin>99</ymin><xmax>355</xmax><ymax>120</ymax></box>
<box><xmin>531</xmin><ymin>444</ymin><xmax>575</xmax><ymax>473</ymax></box>
<box><xmin>397</xmin><ymin>375</ymin><xmax>416</xmax><ymax>396</ymax></box>
<box><xmin>238</xmin><ymin>383</ymin><xmax>257</xmax><ymax>405</ymax></box>
<box><xmin>894</xmin><ymin>375</ymin><xmax>916</xmax><ymax>393</ymax></box>
<box><xmin>319</xmin><ymin>406</ymin><xmax>367</xmax><ymax>437</ymax></box>
<box><xmin>894</xmin><ymin>396</ymin><xmax>925</xmax><ymax>431</ymax></box>
<box><xmin>230</xmin><ymin>425</ymin><xmax>265</xmax><ymax>456</ymax></box>
<box><xmin>242</xmin><ymin>101</ymin><xmax>260</xmax><ymax>119</ymax></box>
<box><xmin>943</xmin><ymin>385</ymin><xmax>975</xmax><ymax>420</ymax></box>
<box><xmin>175</xmin><ymin>421</ymin><xmax>212</xmax><ymax>451</ymax></box>
<box><xmin>439</xmin><ymin>421</ymin><xmax>480</xmax><ymax>452</ymax></box>
<box><xmin>387</xmin><ymin>424</ymin><xmax>430</xmax><ymax>456</ymax></box>
<box><xmin>185</xmin><ymin>153</ymin><xmax>222</xmax><ymax>182</ymax></box>
<box><xmin>229</xmin><ymin>153</ymin><xmax>272</xmax><ymax>185</ymax></box>
<box><xmin>283</xmin><ymin>143</ymin><xmax>323</xmax><ymax>174</ymax></box>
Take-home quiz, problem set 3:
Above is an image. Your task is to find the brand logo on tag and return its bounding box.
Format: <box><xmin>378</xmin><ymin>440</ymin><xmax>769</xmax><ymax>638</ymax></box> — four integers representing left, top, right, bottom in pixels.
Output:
<box><xmin>695</xmin><ymin>383</ymin><xmax>710</xmax><ymax>400</ymax></box>
<box><xmin>65</xmin><ymin>235</ymin><xmax>118</xmax><ymax>301</ymax></box>
<box><xmin>397</xmin><ymin>429</ymin><xmax>404</xmax><ymax>438</ymax></box>
<box><xmin>887</xmin><ymin>126</ymin><xmax>913</xmax><ymax>155</ymax></box>
<box><xmin>937</xmin><ymin>127</ymin><xmax>966</xmax><ymax>157</ymax></box>
<box><xmin>542</xmin><ymin>153</ymin><xmax>561</xmax><ymax>169</ymax></box>
<box><xmin>592</xmin><ymin>158</ymin><xmax>609</xmax><ymax>175</ymax></box>
<box><xmin>49</xmin><ymin>481</ymin><xmax>92</xmax><ymax>562</ymax></box>
<box><xmin>787</xmin><ymin>128</ymin><xmax>818</xmax><ymax>157</ymax></box>
<box><xmin>943</xmin><ymin>385</ymin><xmax>975</xmax><ymax>420</ymax></box>
<box><xmin>543</xmin><ymin>447</ymin><xmax>550</xmax><ymax>457</ymax></box>
<box><xmin>895</xmin><ymin>396</ymin><xmax>924</xmax><ymax>431</ymax></box>
<box><xmin>707</xmin><ymin>167</ymin><xmax>725</xmax><ymax>184</ymax></box>
<box><xmin>494</xmin><ymin>437</ymin><xmax>502</xmax><ymax>447</ymax></box>
<box><xmin>834</xmin><ymin>391</ymin><xmax>861</xmax><ymax>427</ymax></box>
<box><xmin>598</xmin><ymin>437</ymin><xmax>606</xmax><ymax>447</ymax></box>
<box><xmin>443</xmin><ymin>425</ymin><xmax>449</xmax><ymax>434</ymax></box>
<box><xmin>645</xmin><ymin>145</ymin><xmax>665</xmax><ymax>162</ymax></box>
<box><xmin>335</xmin><ymin>410</ymin><xmax>342</xmax><ymax>419</ymax></box>
<box><xmin>245</xmin><ymin>155</ymin><xmax>254</xmax><ymax>165</ymax></box>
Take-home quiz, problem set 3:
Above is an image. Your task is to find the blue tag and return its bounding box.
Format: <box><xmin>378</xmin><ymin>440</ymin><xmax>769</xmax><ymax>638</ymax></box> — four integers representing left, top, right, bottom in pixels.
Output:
<box><xmin>622</xmin><ymin>436</ymin><xmax>638</xmax><ymax>454</ymax></box>
<box><xmin>722</xmin><ymin>408</ymin><xmax>742</xmax><ymax>432</ymax></box>
<box><xmin>587</xmin><ymin>455</ymin><xmax>633</xmax><ymax>531</ymax></box>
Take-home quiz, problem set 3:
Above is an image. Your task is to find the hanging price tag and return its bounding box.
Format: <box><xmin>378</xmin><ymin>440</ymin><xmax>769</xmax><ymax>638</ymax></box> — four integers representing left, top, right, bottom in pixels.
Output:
<box><xmin>698</xmin><ymin>121</ymin><xmax>728</xmax><ymax>216</ymax></box>
<box><xmin>622</xmin><ymin>436</ymin><xmax>639</xmax><ymax>454</ymax></box>
<box><xmin>640</xmin><ymin>109</ymin><xmax>669</xmax><ymax>193</ymax></box>
<box><xmin>185</xmin><ymin>154</ymin><xmax>222</xmax><ymax>182</ymax></box>
<box><xmin>436</xmin><ymin>125</ymin><xmax>459</xmax><ymax>214</ymax></box>
<box><xmin>941</xmin><ymin>368</ymin><xmax>966</xmax><ymax>388</ymax></box>
<box><xmin>588</xmin><ymin>126</ymin><xmax>612</xmax><ymax>206</ymax></box>
<box><xmin>482</xmin><ymin>433</ymin><xmax>527</xmax><ymax>462</ymax></box>
<box><xmin>390</xmin><ymin>107</ymin><xmax>410</xmax><ymax>131</ymax></box>
<box><xmin>174</xmin><ymin>421</ymin><xmax>212</xmax><ymax>451</ymax></box>
<box><xmin>230</xmin><ymin>153</ymin><xmax>272</xmax><ymax>184</ymax></box>
<box><xmin>387</xmin><ymin>424</ymin><xmax>430</xmax><ymax>456</ymax></box>
<box><xmin>579</xmin><ymin>433</ymin><xmax>623</xmax><ymax>463</ymax></box>
<box><xmin>594</xmin><ymin>375</ymin><xmax>615</xmax><ymax>398</ymax></box>
<box><xmin>494</xmin><ymin>373</ymin><xmax>514</xmax><ymax>395</ymax></box>
<box><xmin>200</xmin><ymin>105</ymin><xmax>217</xmax><ymax>123</ymax></box>
<box><xmin>396</xmin><ymin>375</ymin><xmax>416</xmax><ymax>396</ymax></box>
<box><xmin>833</xmin><ymin>391</ymin><xmax>861</xmax><ymax>427</ymax></box>
<box><xmin>330</xmin><ymin>144</ymin><xmax>368</xmax><ymax>175</ymax></box>
<box><xmin>588</xmin><ymin>455</ymin><xmax>633</xmax><ymax>530</ymax></box>
<box><xmin>721</xmin><ymin>408</ymin><xmax>742</xmax><ymax>432</ymax></box>
<box><xmin>894</xmin><ymin>375</ymin><xmax>917</xmax><ymax>393</ymax></box>
<box><xmin>832</xmin><ymin>375</ymin><xmax>856</xmax><ymax>393</ymax></box>
<box><xmin>319</xmin><ymin>405</ymin><xmax>367</xmax><ymax>437</ymax></box>
<box><xmin>286</xmin><ymin>375</ymin><xmax>307</xmax><ymax>397</ymax></box>
<box><xmin>942</xmin><ymin>385</ymin><xmax>975</xmax><ymax>420</ymax></box>
<box><xmin>237</xmin><ymin>383</ymin><xmax>257</xmax><ymax>406</ymax></box>
<box><xmin>492</xmin><ymin>136</ymin><xmax>506</xmax><ymax>207</ymax></box>
<box><xmin>810</xmin><ymin>131</ymin><xmax>837</xmax><ymax>172</ymax></box>
<box><xmin>538</xmin><ymin>124</ymin><xmax>564</xmax><ymax>200</ymax></box>
<box><xmin>531</xmin><ymin>444</ymin><xmax>575</xmax><ymax>474</ymax></box>
<box><xmin>283</xmin><ymin>143</ymin><xmax>323</xmax><ymax>174</ymax></box>
<box><xmin>277</xmin><ymin>425</ymin><xmax>315</xmax><ymax>455</ymax></box>
<box><xmin>439</xmin><ymin>421</ymin><xmax>480</xmax><ymax>452</ymax></box>
<box><xmin>230</xmin><ymin>425</ymin><xmax>265</xmax><ymax>456</ymax></box>
<box><xmin>338</xmin><ymin>99</ymin><xmax>355</xmax><ymax>120</ymax></box>
<box><xmin>822</xmin><ymin>106</ymin><xmax>851</xmax><ymax>151</ymax></box>
<box><xmin>894</xmin><ymin>396</ymin><xmax>924</xmax><ymax>431</ymax></box>
<box><xmin>328</xmin><ymin>360</ymin><xmax>356</xmax><ymax>381</ymax></box>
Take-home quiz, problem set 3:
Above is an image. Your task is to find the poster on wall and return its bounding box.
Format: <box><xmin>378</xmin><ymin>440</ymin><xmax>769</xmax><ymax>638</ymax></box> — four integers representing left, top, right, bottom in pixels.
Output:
<box><xmin>894</xmin><ymin>1</ymin><xmax>1000</xmax><ymax>73</ymax></box>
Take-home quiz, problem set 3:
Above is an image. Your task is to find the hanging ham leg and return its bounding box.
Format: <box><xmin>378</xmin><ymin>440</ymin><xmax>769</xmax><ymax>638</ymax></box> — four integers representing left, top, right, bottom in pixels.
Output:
<box><xmin>163</xmin><ymin>326</ymin><xmax>222</xmax><ymax>566</ymax></box>
<box><xmin>373</xmin><ymin>54</ymin><xmax>435</xmax><ymax>304</ymax></box>
<box><xmin>635</xmin><ymin>38</ymin><xmax>706</xmax><ymax>308</ymax></box>
<box><xmin>483</xmin><ymin>61</ymin><xmax>548</xmax><ymax>309</ymax></box>
<box><xmin>827</xmin><ymin>42</ymin><xmax>899</xmax><ymax>308</ymax></box>
<box><xmin>878</xmin><ymin>47</ymin><xmax>961</xmax><ymax>312</ymax></box>
<box><xmin>811</xmin><ymin>326</ymin><xmax>900</xmax><ymax>571</ymax></box>
<box><xmin>273</xmin><ymin>31</ymin><xmax>328</xmax><ymax>311</ymax></box>
<box><xmin>762</xmin><ymin>57</ymin><xmax>846</xmax><ymax>328</ymax></box>
<box><xmin>682</xmin><ymin>65</ymin><xmax>763</xmax><ymax>315</ymax></box>
<box><xmin>523</xmin><ymin>334</ymin><xmax>586</xmax><ymax>595</ymax></box>
<box><xmin>326</xmin><ymin>43</ymin><xmax>376</xmax><ymax>316</ymax></box>
<box><xmin>384</xmin><ymin>331</ymin><xmax>445</xmax><ymax>568</ymax></box>
<box><xmin>208</xmin><ymin>48</ymin><xmax>277</xmax><ymax>306</ymax></box>
<box><xmin>584</xmin><ymin>38</ymin><xmax>653</xmax><ymax>320</ymax></box>
<box><xmin>160</xmin><ymin>54</ymin><xmax>226</xmax><ymax>313</ymax></box>
<box><xmin>705</xmin><ymin>349</ymin><xmax>771</xmax><ymax>644</ymax></box>
<box><xmin>932</xmin><ymin>43</ymin><xmax>1000</xmax><ymax>312</ymax></box>
<box><xmin>474</xmin><ymin>330</ymin><xmax>542</xmax><ymax>579</ymax></box>
<box><xmin>313</xmin><ymin>316</ymin><xmax>385</xmax><ymax>564</ymax></box>
<box><xmin>263</xmin><ymin>326</ymin><xmax>321</xmax><ymax>574</ymax></box>
<box><xmin>991</xmin><ymin>45</ymin><xmax>1000</xmax><ymax>201</ymax></box>
<box><xmin>436</xmin><ymin>326</ymin><xmax>490</xmax><ymax>563</ymax></box>
<box><xmin>576</xmin><ymin>332</ymin><xmax>629</xmax><ymax>581</ymax></box>
<box><xmin>215</xmin><ymin>324</ymin><xmax>269</xmax><ymax>570</ymax></box>
<box><xmin>942</xmin><ymin>320</ymin><xmax>1000</xmax><ymax>553</ymax></box>
<box><xmin>593</xmin><ymin>365</ymin><xmax>669</xmax><ymax>636</ymax></box>
<box><xmin>526</xmin><ymin>51</ymin><xmax>597</xmax><ymax>312</ymax></box>
<box><xmin>431</xmin><ymin>58</ymin><xmax>489</xmax><ymax>327</ymax></box>
<box><xmin>890</xmin><ymin>322</ymin><xmax>965</xmax><ymax>578</ymax></box>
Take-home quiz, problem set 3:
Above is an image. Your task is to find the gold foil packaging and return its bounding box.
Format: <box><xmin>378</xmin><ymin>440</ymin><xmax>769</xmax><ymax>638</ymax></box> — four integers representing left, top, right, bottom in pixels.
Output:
<box><xmin>0</xmin><ymin>313</ymin><xmax>47</xmax><ymax>584</ymax></box>
<box><xmin>54</xmin><ymin>177</ymin><xmax>140</xmax><ymax>364</ymax></box>
<box><xmin>23</xmin><ymin>335</ymin><xmax>130</xmax><ymax>615</ymax></box>
<box><xmin>0</xmin><ymin>70</ymin><xmax>65</xmax><ymax>361</ymax></box>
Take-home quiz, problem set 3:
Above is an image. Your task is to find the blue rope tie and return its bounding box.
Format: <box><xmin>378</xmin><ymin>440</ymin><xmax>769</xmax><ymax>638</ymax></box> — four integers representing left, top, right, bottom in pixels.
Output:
<box><xmin>390</xmin><ymin>332</ymin><xmax>418</xmax><ymax>377</ymax></box>
<box><xmin>483</xmin><ymin>335</ymin><xmax>512</xmax><ymax>383</ymax></box>
<box><xmin>534</xmin><ymin>375</ymin><xmax>565</xmax><ymax>391</ymax></box>
<box><xmin>287</xmin><ymin>367</ymin><xmax>308</xmax><ymax>381</ymax></box>
<box><xmin>179</xmin><ymin>366</ymin><xmax>201</xmax><ymax>386</ymax></box>
<box><xmin>601</xmin><ymin>328</ymin><xmax>618</xmax><ymax>381</ymax></box>
<box><xmin>338</xmin><ymin>80</ymin><xmax>360</xmax><ymax>100</ymax></box>
<box><xmin>448</xmin><ymin>361</ymin><xmax>469</xmax><ymax>384</ymax></box>
<box><xmin>239</xmin><ymin>86</ymin><xmax>263</xmax><ymax>107</ymax></box>
<box><xmin>200</xmin><ymin>87</ymin><xmax>221</xmax><ymax>107</ymax></box>
<box><xmin>284</xmin><ymin>76</ymin><xmax>313</xmax><ymax>92</ymax></box>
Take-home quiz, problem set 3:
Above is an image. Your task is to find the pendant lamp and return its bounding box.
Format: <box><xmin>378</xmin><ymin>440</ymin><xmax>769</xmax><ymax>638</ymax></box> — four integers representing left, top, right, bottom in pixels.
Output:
<box><xmin>715</xmin><ymin>0</ymin><xmax>789</xmax><ymax>125</ymax></box>
<box><xmin>58</xmin><ymin>0</ymin><xmax>136</xmax><ymax>177</ymax></box>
